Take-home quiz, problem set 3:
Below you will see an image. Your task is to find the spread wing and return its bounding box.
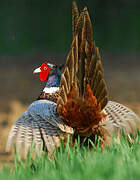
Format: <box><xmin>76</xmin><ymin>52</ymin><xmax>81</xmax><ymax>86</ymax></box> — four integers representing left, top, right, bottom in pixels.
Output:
<box><xmin>104</xmin><ymin>101</ymin><xmax>140</xmax><ymax>136</ymax></box>
<box><xmin>57</xmin><ymin>3</ymin><xmax>108</xmax><ymax>115</ymax></box>
<box><xmin>6</xmin><ymin>100</ymin><xmax>73</xmax><ymax>156</ymax></box>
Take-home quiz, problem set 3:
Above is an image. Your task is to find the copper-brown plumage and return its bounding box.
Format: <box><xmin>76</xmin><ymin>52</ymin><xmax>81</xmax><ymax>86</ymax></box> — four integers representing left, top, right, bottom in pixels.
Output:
<box><xmin>60</xmin><ymin>84</ymin><xmax>106</xmax><ymax>137</ymax></box>
<box><xmin>57</xmin><ymin>3</ymin><xmax>108</xmax><ymax>136</ymax></box>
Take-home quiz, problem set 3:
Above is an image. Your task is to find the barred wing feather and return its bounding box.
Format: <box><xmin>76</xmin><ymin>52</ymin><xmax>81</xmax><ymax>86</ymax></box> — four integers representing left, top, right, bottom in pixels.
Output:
<box><xmin>103</xmin><ymin>101</ymin><xmax>140</xmax><ymax>137</ymax></box>
<box><xmin>6</xmin><ymin>100</ymin><xmax>73</xmax><ymax>155</ymax></box>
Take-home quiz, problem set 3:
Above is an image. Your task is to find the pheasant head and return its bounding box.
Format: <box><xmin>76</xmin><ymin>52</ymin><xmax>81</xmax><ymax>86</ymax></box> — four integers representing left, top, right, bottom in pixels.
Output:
<box><xmin>33</xmin><ymin>61</ymin><xmax>64</xmax><ymax>98</ymax></box>
<box><xmin>33</xmin><ymin>62</ymin><xmax>56</xmax><ymax>82</ymax></box>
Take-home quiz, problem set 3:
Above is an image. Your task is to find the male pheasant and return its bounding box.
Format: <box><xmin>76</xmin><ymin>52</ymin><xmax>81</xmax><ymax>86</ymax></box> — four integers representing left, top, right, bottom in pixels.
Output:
<box><xmin>6</xmin><ymin>2</ymin><xmax>140</xmax><ymax>156</ymax></box>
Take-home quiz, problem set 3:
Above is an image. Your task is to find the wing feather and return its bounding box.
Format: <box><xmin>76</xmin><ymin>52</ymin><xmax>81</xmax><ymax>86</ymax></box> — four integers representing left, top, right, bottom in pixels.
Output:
<box><xmin>6</xmin><ymin>100</ymin><xmax>72</xmax><ymax>156</ymax></box>
<box><xmin>104</xmin><ymin>101</ymin><xmax>140</xmax><ymax>136</ymax></box>
<box><xmin>24</xmin><ymin>119</ymin><xmax>33</xmax><ymax>155</ymax></box>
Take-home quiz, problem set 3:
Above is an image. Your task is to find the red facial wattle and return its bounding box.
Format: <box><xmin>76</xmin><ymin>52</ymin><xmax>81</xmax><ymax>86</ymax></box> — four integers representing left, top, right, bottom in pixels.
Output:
<box><xmin>39</xmin><ymin>63</ymin><xmax>53</xmax><ymax>81</ymax></box>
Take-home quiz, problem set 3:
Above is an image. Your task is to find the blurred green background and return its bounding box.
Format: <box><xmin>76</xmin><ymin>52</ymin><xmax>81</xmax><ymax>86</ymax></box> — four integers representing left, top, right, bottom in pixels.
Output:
<box><xmin>0</xmin><ymin>0</ymin><xmax>139</xmax><ymax>55</ymax></box>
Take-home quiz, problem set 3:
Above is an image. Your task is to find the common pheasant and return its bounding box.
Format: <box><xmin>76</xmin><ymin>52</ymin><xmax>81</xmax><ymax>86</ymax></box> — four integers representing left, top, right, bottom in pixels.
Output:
<box><xmin>6</xmin><ymin>2</ymin><xmax>140</xmax><ymax>156</ymax></box>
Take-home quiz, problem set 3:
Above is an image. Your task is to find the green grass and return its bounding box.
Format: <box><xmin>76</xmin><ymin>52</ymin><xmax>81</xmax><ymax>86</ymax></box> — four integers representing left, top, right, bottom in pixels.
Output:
<box><xmin>1</xmin><ymin>133</ymin><xmax>140</xmax><ymax>180</ymax></box>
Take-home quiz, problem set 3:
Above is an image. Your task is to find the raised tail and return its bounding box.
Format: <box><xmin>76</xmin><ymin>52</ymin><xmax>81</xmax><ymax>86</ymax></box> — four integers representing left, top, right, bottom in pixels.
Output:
<box><xmin>57</xmin><ymin>3</ymin><xmax>108</xmax><ymax>136</ymax></box>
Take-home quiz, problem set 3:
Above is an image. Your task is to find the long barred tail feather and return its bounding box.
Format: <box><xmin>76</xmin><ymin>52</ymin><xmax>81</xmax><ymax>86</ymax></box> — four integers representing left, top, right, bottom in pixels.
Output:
<box><xmin>57</xmin><ymin>2</ymin><xmax>140</xmax><ymax>140</ymax></box>
<box><xmin>57</xmin><ymin>3</ymin><xmax>109</xmax><ymax>136</ymax></box>
<box><xmin>72</xmin><ymin>1</ymin><xmax>79</xmax><ymax>37</ymax></box>
<box><xmin>57</xmin><ymin>5</ymin><xmax>108</xmax><ymax>116</ymax></box>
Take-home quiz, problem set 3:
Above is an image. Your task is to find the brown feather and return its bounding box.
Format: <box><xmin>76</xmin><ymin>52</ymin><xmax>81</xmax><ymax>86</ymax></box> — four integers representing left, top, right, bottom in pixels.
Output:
<box><xmin>57</xmin><ymin>3</ymin><xmax>108</xmax><ymax>137</ymax></box>
<box><xmin>57</xmin><ymin>4</ymin><xmax>108</xmax><ymax>114</ymax></box>
<box><xmin>60</xmin><ymin>84</ymin><xmax>106</xmax><ymax>136</ymax></box>
<box><xmin>72</xmin><ymin>1</ymin><xmax>79</xmax><ymax>36</ymax></box>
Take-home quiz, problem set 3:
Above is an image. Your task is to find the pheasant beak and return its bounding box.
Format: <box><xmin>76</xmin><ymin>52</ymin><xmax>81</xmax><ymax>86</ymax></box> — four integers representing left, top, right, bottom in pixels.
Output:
<box><xmin>33</xmin><ymin>67</ymin><xmax>41</xmax><ymax>74</ymax></box>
